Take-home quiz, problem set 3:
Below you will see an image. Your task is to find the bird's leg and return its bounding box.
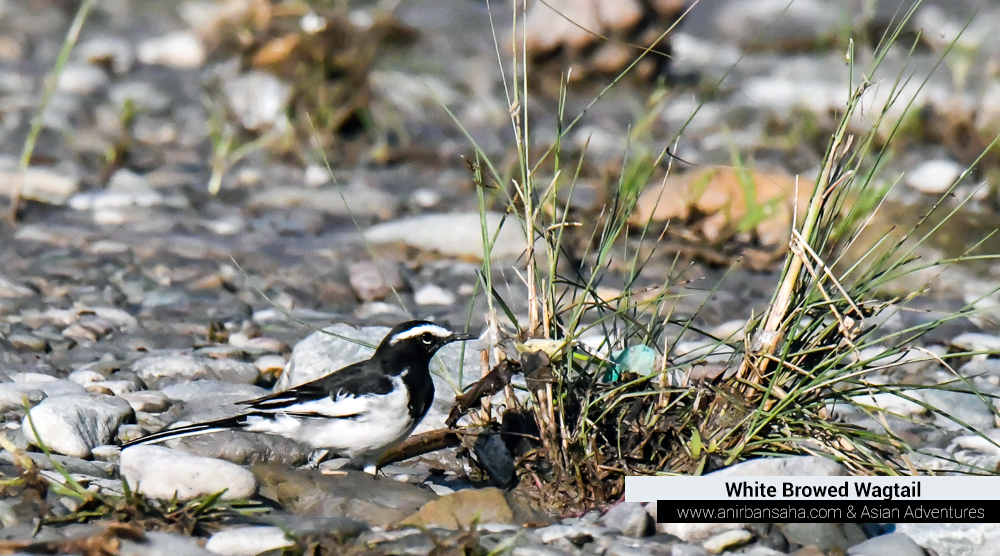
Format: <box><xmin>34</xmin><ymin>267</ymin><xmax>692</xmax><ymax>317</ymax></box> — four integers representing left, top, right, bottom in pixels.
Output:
<box><xmin>305</xmin><ymin>449</ymin><xmax>331</xmax><ymax>469</ymax></box>
<box><xmin>363</xmin><ymin>462</ymin><xmax>379</xmax><ymax>475</ymax></box>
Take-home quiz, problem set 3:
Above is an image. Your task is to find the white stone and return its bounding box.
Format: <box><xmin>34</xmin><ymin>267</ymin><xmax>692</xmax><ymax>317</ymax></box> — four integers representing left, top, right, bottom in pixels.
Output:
<box><xmin>0</xmin><ymin>380</ymin><xmax>87</xmax><ymax>411</ymax></box>
<box><xmin>57</xmin><ymin>62</ymin><xmax>109</xmax><ymax>94</ymax></box>
<box><xmin>709</xmin><ymin>455</ymin><xmax>849</xmax><ymax>477</ymax></box>
<box><xmin>224</xmin><ymin>71</ymin><xmax>291</xmax><ymax>131</ymax></box>
<box><xmin>0</xmin><ymin>168</ymin><xmax>79</xmax><ymax>205</ymax></box>
<box><xmin>21</xmin><ymin>394</ymin><xmax>134</xmax><ymax>458</ymax></box>
<box><xmin>120</xmin><ymin>445</ymin><xmax>257</xmax><ymax>501</ymax></box>
<box><xmin>906</xmin><ymin>159</ymin><xmax>965</xmax><ymax>194</ymax></box>
<box><xmin>702</xmin><ymin>528</ymin><xmax>753</xmax><ymax>554</ymax></box>
<box><xmin>117</xmin><ymin>390</ymin><xmax>171</xmax><ymax>413</ymax></box>
<box><xmin>205</xmin><ymin>526</ymin><xmax>294</xmax><ymax>556</ymax></box>
<box><xmin>414</xmin><ymin>284</ymin><xmax>457</xmax><ymax>306</ymax></box>
<box><xmin>951</xmin><ymin>332</ymin><xmax>1000</xmax><ymax>353</ymax></box>
<box><xmin>138</xmin><ymin>32</ymin><xmax>206</xmax><ymax>68</ymax></box>
<box><xmin>304</xmin><ymin>164</ymin><xmax>329</xmax><ymax>187</ymax></box>
<box><xmin>364</xmin><ymin>212</ymin><xmax>529</xmax><ymax>261</ymax></box>
<box><xmin>8</xmin><ymin>372</ymin><xmax>60</xmax><ymax>383</ymax></box>
<box><xmin>68</xmin><ymin>369</ymin><xmax>106</xmax><ymax>385</ymax></box>
<box><xmin>851</xmin><ymin>391</ymin><xmax>927</xmax><ymax>416</ymax></box>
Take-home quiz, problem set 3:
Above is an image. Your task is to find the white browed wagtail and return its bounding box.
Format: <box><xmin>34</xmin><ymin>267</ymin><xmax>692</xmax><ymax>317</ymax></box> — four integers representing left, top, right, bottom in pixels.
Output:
<box><xmin>122</xmin><ymin>320</ymin><xmax>475</xmax><ymax>474</ymax></box>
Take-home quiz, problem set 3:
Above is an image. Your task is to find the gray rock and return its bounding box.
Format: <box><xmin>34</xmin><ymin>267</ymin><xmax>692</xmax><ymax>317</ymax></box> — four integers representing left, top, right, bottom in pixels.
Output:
<box><xmin>253</xmin><ymin>463</ymin><xmax>437</xmax><ymax>529</ymax></box>
<box><xmin>364</xmin><ymin>212</ymin><xmax>528</xmax><ymax>261</ymax></box>
<box><xmin>21</xmin><ymin>394</ymin><xmax>134</xmax><ymax>458</ymax></box>
<box><xmin>224</xmin><ymin>71</ymin><xmax>291</xmax><ymax>130</ymax></box>
<box><xmin>0</xmin><ymin>380</ymin><xmax>87</xmax><ymax>410</ymax></box>
<box><xmin>922</xmin><ymin>389</ymin><xmax>996</xmax><ymax>431</ymax></box>
<box><xmin>204</xmin><ymin>526</ymin><xmax>294</xmax><ymax>556</ymax></box>
<box><xmin>273</xmin><ymin>323</ymin><xmax>382</xmax><ymax>391</ymax></box>
<box><xmin>897</xmin><ymin>523</ymin><xmax>1000</xmax><ymax>556</ymax></box>
<box><xmin>119</xmin><ymin>531</ymin><xmax>215</xmax><ymax>556</ymax></box>
<box><xmin>120</xmin><ymin>445</ymin><xmax>258</xmax><ymax>501</ymax></box>
<box><xmin>709</xmin><ymin>455</ymin><xmax>849</xmax><ymax>477</ymax></box>
<box><xmin>133</xmin><ymin>353</ymin><xmax>260</xmax><ymax>389</ymax></box>
<box><xmin>848</xmin><ymin>533</ymin><xmax>926</xmax><ymax>556</ymax></box>
<box><xmin>161</xmin><ymin>429</ymin><xmax>313</xmax><ymax>466</ymax></box>
<box><xmin>348</xmin><ymin>260</ymin><xmax>403</xmax><ymax>302</ymax></box>
<box><xmin>669</xmin><ymin>545</ymin><xmax>709</xmax><ymax>556</ymax></box>
<box><xmin>974</xmin><ymin>535</ymin><xmax>1000</xmax><ymax>556</ymax></box>
<box><xmin>248</xmin><ymin>185</ymin><xmax>399</xmax><ymax>219</ymax></box>
<box><xmin>0</xmin><ymin>450</ymin><xmax>114</xmax><ymax>478</ymax></box>
<box><xmin>109</xmin><ymin>82</ymin><xmax>172</xmax><ymax>113</ymax></box>
<box><xmin>160</xmin><ymin>380</ymin><xmax>268</xmax><ymax>402</ymax></box>
<box><xmin>961</xmin><ymin>359</ymin><xmax>1000</xmax><ymax>377</ymax></box>
<box><xmin>600</xmin><ymin>502</ymin><xmax>652</xmax><ymax>538</ymax></box>
<box><xmin>265</xmin><ymin>512</ymin><xmax>369</xmax><ymax>541</ymax></box>
<box><xmin>778</xmin><ymin>523</ymin><xmax>867</xmax><ymax>553</ymax></box>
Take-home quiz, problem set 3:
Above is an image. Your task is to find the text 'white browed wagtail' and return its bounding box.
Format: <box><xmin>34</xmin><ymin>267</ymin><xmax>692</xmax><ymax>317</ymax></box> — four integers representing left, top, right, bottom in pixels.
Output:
<box><xmin>122</xmin><ymin>320</ymin><xmax>475</xmax><ymax>474</ymax></box>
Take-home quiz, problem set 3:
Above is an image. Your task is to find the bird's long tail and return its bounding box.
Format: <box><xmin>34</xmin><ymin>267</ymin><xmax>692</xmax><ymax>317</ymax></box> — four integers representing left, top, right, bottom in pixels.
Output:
<box><xmin>120</xmin><ymin>414</ymin><xmax>250</xmax><ymax>449</ymax></box>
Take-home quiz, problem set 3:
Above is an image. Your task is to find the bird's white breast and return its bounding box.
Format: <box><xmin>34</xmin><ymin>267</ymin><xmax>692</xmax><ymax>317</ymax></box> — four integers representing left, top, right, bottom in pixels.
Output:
<box><xmin>244</xmin><ymin>374</ymin><xmax>417</xmax><ymax>461</ymax></box>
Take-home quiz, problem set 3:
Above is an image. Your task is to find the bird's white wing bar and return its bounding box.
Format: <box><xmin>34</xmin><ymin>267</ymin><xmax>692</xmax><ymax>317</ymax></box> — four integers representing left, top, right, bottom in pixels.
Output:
<box><xmin>271</xmin><ymin>390</ymin><xmax>373</xmax><ymax>418</ymax></box>
<box><xmin>388</xmin><ymin>323</ymin><xmax>453</xmax><ymax>344</ymax></box>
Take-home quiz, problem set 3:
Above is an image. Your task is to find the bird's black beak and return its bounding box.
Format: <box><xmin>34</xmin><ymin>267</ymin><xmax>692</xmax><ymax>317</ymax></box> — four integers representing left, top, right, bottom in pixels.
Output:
<box><xmin>447</xmin><ymin>333</ymin><xmax>477</xmax><ymax>344</ymax></box>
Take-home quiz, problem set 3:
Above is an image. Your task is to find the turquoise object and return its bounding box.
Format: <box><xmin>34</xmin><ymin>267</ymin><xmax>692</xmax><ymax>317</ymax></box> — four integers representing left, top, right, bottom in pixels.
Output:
<box><xmin>606</xmin><ymin>345</ymin><xmax>657</xmax><ymax>382</ymax></box>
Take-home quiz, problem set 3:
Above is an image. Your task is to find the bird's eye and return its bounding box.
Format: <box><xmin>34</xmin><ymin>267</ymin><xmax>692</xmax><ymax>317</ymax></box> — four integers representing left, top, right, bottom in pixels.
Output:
<box><xmin>421</xmin><ymin>333</ymin><xmax>433</xmax><ymax>344</ymax></box>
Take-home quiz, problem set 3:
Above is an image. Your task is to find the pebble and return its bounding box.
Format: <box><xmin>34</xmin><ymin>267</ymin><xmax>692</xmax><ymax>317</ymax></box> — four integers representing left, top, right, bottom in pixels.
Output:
<box><xmin>224</xmin><ymin>70</ymin><xmax>291</xmax><ymax>131</ymax></box>
<box><xmin>951</xmin><ymin>332</ymin><xmax>1000</xmax><ymax>354</ymax></box>
<box><xmin>0</xmin><ymin>167</ymin><xmax>80</xmax><ymax>205</ymax></box>
<box><xmin>138</xmin><ymin>31</ymin><xmax>206</xmax><ymax>68</ymax></box>
<box><xmin>922</xmin><ymin>389</ymin><xmax>996</xmax><ymax>431</ymax></box>
<box><xmin>0</xmin><ymin>380</ymin><xmax>86</xmax><ymax>410</ymax></box>
<box><xmin>120</xmin><ymin>444</ymin><xmax>258</xmax><ymax>501</ymax></box>
<box><xmin>109</xmin><ymin>81</ymin><xmax>172</xmax><ymax>113</ymax></box>
<box><xmin>348</xmin><ymin>260</ymin><xmax>402</xmax><ymax>302</ymax></box>
<box><xmin>364</xmin><ymin>212</ymin><xmax>529</xmax><ymax>261</ymax></box>
<box><xmin>414</xmin><ymin>284</ymin><xmax>457</xmax><ymax>306</ymax></box>
<box><xmin>253</xmin><ymin>355</ymin><xmax>287</xmax><ymax>375</ymax></box>
<box><xmin>120</xmin><ymin>531</ymin><xmax>215</xmax><ymax>556</ymax></box>
<box><xmin>160</xmin><ymin>380</ymin><xmax>267</xmax><ymax>402</ymax></box>
<box><xmin>21</xmin><ymin>394</ymin><xmax>134</xmax><ymax>458</ymax></box>
<box><xmin>847</xmin><ymin>533</ymin><xmax>926</xmax><ymax>556</ymax></box>
<box><xmin>248</xmin><ymin>185</ymin><xmax>399</xmax><ymax>218</ymax></box>
<box><xmin>906</xmin><ymin>159</ymin><xmax>964</xmax><ymax>195</ymax></box>
<box><xmin>118</xmin><ymin>390</ymin><xmax>171</xmax><ymax>412</ymax></box>
<box><xmin>132</xmin><ymin>353</ymin><xmax>260</xmax><ymax>389</ymax></box>
<box><xmin>702</xmin><ymin>528</ymin><xmax>753</xmax><ymax>554</ymax></box>
<box><xmin>708</xmin><ymin>455</ymin><xmax>849</xmax><ymax>477</ymax></box>
<box><xmin>600</xmin><ymin>502</ymin><xmax>652</xmax><ymax>538</ymax></box>
<box><xmin>897</xmin><ymin>523</ymin><xmax>1000</xmax><ymax>556</ymax></box>
<box><xmin>205</xmin><ymin>526</ymin><xmax>294</xmax><ymax>556</ymax></box>
<box><xmin>56</xmin><ymin>62</ymin><xmax>109</xmax><ymax>94</ymax></box>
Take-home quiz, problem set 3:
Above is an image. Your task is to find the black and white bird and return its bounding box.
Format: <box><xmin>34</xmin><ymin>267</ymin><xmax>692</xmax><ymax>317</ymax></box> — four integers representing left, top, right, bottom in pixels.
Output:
<box><xmin>122</xmin><ymin>320</ymin><xmax>475</xmax><ymax>474</ymax></box>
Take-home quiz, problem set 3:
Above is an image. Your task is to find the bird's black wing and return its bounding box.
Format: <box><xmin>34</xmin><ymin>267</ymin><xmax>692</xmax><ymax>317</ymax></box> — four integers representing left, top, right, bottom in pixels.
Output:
<box><xmin>238</xmin><ymin>362</ymin><xmax>395</xmax><ymax>418</ymax></box>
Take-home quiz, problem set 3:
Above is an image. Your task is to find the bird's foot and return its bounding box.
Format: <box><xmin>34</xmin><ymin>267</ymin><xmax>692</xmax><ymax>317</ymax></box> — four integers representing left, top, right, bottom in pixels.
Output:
<box><xmin>363</xmin><ymin>462</ymin><xmax>378</xmax><ymax>475</ymax></box>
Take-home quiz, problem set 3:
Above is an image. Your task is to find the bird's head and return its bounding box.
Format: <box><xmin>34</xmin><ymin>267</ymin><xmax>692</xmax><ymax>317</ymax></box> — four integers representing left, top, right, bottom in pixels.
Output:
<box><xmin>374</xmin><ymin>320</ymin><xmax>476</xmax><ymax>371</ymax></box>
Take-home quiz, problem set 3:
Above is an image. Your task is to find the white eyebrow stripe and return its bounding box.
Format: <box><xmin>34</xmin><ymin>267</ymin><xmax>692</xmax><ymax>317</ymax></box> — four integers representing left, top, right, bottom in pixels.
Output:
<box><xmin>389</xmin><ymin>324</ymin><xmax>452</xmax><ymax>344</ymax></box>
